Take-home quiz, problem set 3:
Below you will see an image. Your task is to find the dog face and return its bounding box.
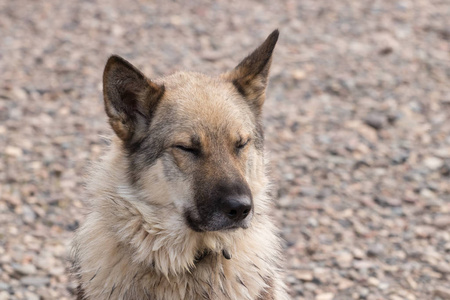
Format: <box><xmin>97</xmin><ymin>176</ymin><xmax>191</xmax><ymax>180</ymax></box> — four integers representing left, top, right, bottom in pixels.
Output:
<box><xmin>102</xmin><ymin>30</ymin><xmax>278</xmax><ymax>232</ymax></box>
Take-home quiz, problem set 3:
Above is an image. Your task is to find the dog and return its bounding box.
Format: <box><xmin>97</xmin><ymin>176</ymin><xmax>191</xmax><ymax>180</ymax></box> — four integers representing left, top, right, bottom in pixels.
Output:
<box><xmin>71</xmin><ymin>29</ymin><xmax>289</xmax><ymax>300</ymax></box>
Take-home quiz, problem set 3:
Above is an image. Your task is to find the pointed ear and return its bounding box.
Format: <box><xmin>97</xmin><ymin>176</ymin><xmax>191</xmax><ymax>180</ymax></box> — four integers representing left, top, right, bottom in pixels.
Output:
<box><xmin>103</xmin><ymin>55</ymin><xmax>164</xmax><ymax>141</ymax></box>
<box><xmin>223</xmin><ymin>30</ymin><xmax>279</xmax><ymax>114</ymax></box>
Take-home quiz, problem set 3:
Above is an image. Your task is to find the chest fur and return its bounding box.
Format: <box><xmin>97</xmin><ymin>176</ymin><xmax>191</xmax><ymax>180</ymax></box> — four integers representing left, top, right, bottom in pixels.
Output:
<box><xmin>79</xmin><ymin>249</ymin><xmax>272</xmax><ymax>300</ymax></box>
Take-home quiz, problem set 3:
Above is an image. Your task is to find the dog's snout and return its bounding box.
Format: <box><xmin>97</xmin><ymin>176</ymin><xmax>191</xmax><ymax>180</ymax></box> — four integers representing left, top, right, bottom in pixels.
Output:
<box><xmin>192</xmin><ymin>178</ymin><xmax>253</xmax><ymax>231</ymax></box>
<box><xmin>221</xmin><ymin>196</ymin><xmax>252</xmax><ymax>221</ymax></box>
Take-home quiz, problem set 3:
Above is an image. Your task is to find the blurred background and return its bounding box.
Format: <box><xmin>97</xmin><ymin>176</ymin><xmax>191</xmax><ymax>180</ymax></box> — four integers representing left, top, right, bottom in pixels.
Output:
<box><xmin>1</xmin><ymin>0</ymin><xmax>450</xmax><ymax>299</ymax></box>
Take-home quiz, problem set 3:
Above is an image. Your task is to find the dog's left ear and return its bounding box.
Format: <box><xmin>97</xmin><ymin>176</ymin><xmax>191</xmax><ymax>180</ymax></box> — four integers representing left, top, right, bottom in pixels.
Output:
<box><xmin>223</xmin><ymin>29</ymin><xmax>279</xmax><ymax>114</ymax></box>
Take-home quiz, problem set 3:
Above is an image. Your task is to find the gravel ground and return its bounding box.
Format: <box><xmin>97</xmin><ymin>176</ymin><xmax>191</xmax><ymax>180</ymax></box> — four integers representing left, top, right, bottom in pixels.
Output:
<box><xmin>1</xmin><ymin>0</ymin><xmax>450</xmax><ymax>299</ymax></box>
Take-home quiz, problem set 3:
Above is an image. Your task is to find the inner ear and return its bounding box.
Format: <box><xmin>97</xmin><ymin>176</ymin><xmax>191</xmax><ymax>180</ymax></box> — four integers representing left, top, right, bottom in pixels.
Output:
<box><xmin>222</xmin><ymin>30</ymin><xmax>279</xmax><ymax>114</ymax></box>
<box><xmin>103</xmin><ymin>55</ymin><xmax>165</xmax><ymax>141</ymax></box>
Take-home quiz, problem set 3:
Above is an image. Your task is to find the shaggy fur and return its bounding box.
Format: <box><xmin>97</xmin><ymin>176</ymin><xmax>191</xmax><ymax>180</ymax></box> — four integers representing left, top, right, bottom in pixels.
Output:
<box><xmin>71</xmin><ymin>30</ymin><xmax>289</xmax><ymax>300</ymax></box>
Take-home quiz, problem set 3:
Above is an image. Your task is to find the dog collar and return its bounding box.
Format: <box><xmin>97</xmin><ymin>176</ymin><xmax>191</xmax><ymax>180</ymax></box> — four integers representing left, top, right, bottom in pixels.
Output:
<box><xmin>194</xmin><ymin>248</ymin><xmax>232</xmax><ymax>264</ymax></box>
<box><xmin>222</xmin><ymin>248</ymin><xmax>232</xmax><ymax>260</ymax></box>
<box><xmin>194</xmin><ymin>249</ymin><xmax>211</xmax><ymax>263</ymax></box>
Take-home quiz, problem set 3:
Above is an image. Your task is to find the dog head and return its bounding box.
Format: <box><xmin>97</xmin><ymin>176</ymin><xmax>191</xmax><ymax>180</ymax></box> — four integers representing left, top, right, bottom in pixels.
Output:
<box><xmin>102</xmin><ymin>30</ymin><xmax>279</xmax><ymax>232</ymax></box>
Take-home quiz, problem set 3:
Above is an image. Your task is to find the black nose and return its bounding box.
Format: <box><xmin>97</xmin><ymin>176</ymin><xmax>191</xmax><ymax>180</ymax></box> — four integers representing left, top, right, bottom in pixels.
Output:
<box><xmin>221</xmin><ymin>196</ymin><xmax>252</xmax><ymax>221</ymax></box>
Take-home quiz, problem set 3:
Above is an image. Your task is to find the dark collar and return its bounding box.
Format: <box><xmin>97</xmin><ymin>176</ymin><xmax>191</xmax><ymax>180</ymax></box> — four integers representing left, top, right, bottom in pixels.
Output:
<box><xmin>194</xmin><ymin>248</ymin><xmax>232</xmax><ymax>264</ymax></box>
<box><xmin>194</xmin><ymin>249</ymin><xmax>212</xmax><ymax>264</ymax></box>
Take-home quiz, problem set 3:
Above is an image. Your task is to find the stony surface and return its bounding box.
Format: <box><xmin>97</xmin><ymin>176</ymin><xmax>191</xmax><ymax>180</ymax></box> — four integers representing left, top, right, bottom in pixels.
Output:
<box><xmin>1</xmin><ymin>0</ymin><xmax>449</xmax><ymax>299</ymax></box>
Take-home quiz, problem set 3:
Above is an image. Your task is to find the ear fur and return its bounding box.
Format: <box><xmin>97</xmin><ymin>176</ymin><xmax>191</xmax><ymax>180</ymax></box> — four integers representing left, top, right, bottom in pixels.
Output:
<box><xmin>103</xmin><ymin>55</ymin><xmax>164</xmax><ymax>141</ymax></box>
<box><xmin>223</xmin><ymin>29</ymin><xmax>279</xmax><ymax>114</ymax></box>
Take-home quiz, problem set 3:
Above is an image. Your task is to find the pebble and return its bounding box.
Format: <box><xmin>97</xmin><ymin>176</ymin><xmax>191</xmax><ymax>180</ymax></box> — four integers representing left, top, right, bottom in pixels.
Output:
<box><xmin>414</xmin><ymin>226</ymin><xmax>435</xmax><ymax>238</ymax></box>
<box><xmin>24</xmin><ymin>291</ymin><xmax>40</xmax><ymax>300</ymax></box>
<box><xmin>20</xmin><ymin>276</ymin><xmax>50</xmax><ymax>287</ymax></box>
<box><xmin>316</xmin><ymin>293</ymin><xmax>334</xmax><ymax>300</ymax></box>
<box><xmin>292</xmin><ymin>69</ymin><xmax>307</xmax><ymax>81</ymax></box>
<box><xmin>295</xmin><ymin>270</ymin><xmax>314</xmax><ymax>281</ymax></box>
<box><xmin>434</xmin><ymin>287</ymin><xmax>450</xmax><ymax>299</ymax></box>
<box><xmin>368</xmin><ymin>277</ymin><xmax>380</xmax><ymax>287</ymax></box>
<box><xmin>434</xmin><ymin>263</ymin><xmax>450</xmax><ymax>275</ymax></box>
<box><xmin>21</xmin><ymin>205</ymin><xmax>37</xmax><ymax>224</ymax></box>
<box><xmin>359</xmin><ymin>287</ymin><xmax>369</xmax><ymax>298</ymax></box>
<box><xmin>352</xmin><ymin>248</ymin><xmax>365</xmax><ymax>259</ymax></box>
<box><xmin>338</xmin><ymin>278</ymin><xmax>354</xmax><ymax>290</ymax></box>
<box><xmin>374</xmin><ymin>196</ymin><xmax>402</xmax><ymax>207</ymax></box>
<box><xmin>434</xmin><ymin>215</ymin><xmax>450</xmax><ymax>229</ymax></box>
<box><xmin>367</xmin><ymin>244</ymin><xmax>385</xmax><ymax>257</ymax></box>
<box><xmin>336</xmin><ymin>252</ymin><xmax>353</xmax><ymax>268</ymax></box>
<box><xmin>364</xmin><ymin>113</ymin><xmax>387</xmax><ymax>130</ymax></box>
<box><xmin>13</xmin><ymin>264</ymin><xmax>37</xmax><ymax>276</ymax></box>
<box><xmin>4</xmin><ymin>146</ymin><xmax>23</xmax><ymax>157</ymax></box>
<box><xmin>0</xmin><ymin>291</ymin><xmax>10</xmax><ymax>300</ymax></box>
<box><xmin>423</xmin><ymin>157</ymin><xmax>444</xmax><ymax>170</ymax></box>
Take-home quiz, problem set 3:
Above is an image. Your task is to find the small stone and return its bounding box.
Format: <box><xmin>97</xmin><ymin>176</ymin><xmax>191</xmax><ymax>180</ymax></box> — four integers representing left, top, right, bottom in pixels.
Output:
<box><xmin>49</xmin><ymin>266</ymin><xmax>65</xmax><ymax>276</ymax></box>
<box><xmin>0</xmin><ymin>282</ymin><xmax>9</xmax><ymax>291</ymax></box>
<box><xmin>434</xmin><ymin>263</ymin><xmax>450</xmax><ymax>274</ymax></box>
<box><xmin>422</xmin><ymin>268</ymin><xmax>442</xmax><ymax>279</ymax></box>
<box><xmin>374</xmin><ymin>196</ymin><xmax>401</xmax><ymax>207</ymax></box>
<box><xmin>433</xmin><ymin>147</ymin><xmax>450</xmax><ymax>159</ymax></box>
<box><xmin>434</xmin><ymin>287</ymin><xmax>450</xmax><ymax>299</ymax></box>
<box><xmin>13</xmin><ymin>264</ymin><xmax>37</xmax><ymax>276</ymax></box>
<box><xmin>0</xmin><ymin>291</ymin><xmax>10</xmax><ymax>300</ymax></box>
<box><xmin>4</xmin><ymin>146</ymin><xmax>23</xmax><ymax>157</ymax></box>
<box><xmin>352</xmin><ymin>248</ymin><xmax>365</xmax><ymax>259</ymax></box>
<box><xmin>420</xmin><ymin>188</ymin><xmax>436</xmax><ymax>199</ymax></box>
<box><xmin>414</xmin><ymin>226</ymin><xmax>434</xmax><ymax>238</ymax></box>
<box><xmin>20</xmin><ymin>276</ymin><xmax>50</xmax><ymax>287</ymax></box>
<box><xmin>307</xmin><ymin>217</ymin><xmax>319</xmax><ymax>228</ymax></box>
<box><xmin>434</xmin><ymin>215</ymin><xmax>450</xmax><ymax>229</ymax></box>
<box><xmin>379</xmin><ymin>282</ymin><xmax>390</xmax><ymax>290</ymax></box>
<box><xmin>292</xmin><ymin>69</ymin><xmax>307</xmax><ymax>80</ymax></box>
<box><xmin>403</xmin><ymin>190</ymin><xmax>418</xmax><ymax>203</ymax></box>
<box><xmin>353</xmin><ymin>260</ymin><xmax>375</xmax><ymax>269</ymax></box>
<box><xmin>391</xmin><ymin>152</ymin><xmax>409</xmax><ymax>165</ymax></box>
<box><xmin>338</xmin><ymin>278</ymin><xmax>354</xmax><ymax>290</ymax></box>
<box><xmin>336</xmin><ymin>252</ymin><xmax>353</xmax><ymax>268</ymax></box>
<box><xmin>368</xmin><ymin>277</ymin><xmax>380</xmax><ymax>287</ymax></box>
<box><xmin>286</xmin><ymin>275</ymin><xmax>297</xmax><ymax>285</ymax></box>
<box><xmin>440</xmin><ymin>164</ymin><xmax>450</xmax><ymax>176</ymax></box>
<box><xmin>304</xmin><ymin>282</ymin><xmax>318</xmax><ymax>292</ymax></box>
<box><xmin>22</xmin><ymin>205</ymin><xmax>37</xmax><ymax>224</ymax></box>
<box><xmin>23</xmin><ymin>291</ymin><xmax>40</xmax><ymax>300</ymax></box>
<box><xmin>406</xmin><ymin>276</ymin><xmax>418</xmax><ymax>290</ymax></box>
<box><xmin>316</xmin><ymin>293</ymin><xmax>334</xmax><ymax>300</ymax></box>
<box><xmin>313</xmin><ymin>268</ymin><xmax>332</xmax><ymax>283</ymax></box>
<box><xmin>295</xmin><ymin>270</ymin><xmax>314</xmax><ymax>281</ymax></box>
<box><xmin>364</xmin><ymin>113</ymin><xmax>387</xmax><ymax>130</ymax></box>
<box><xmin>201</xmin><ymin>50</ymin><xmax>223</xmax><ymax>62</ymax></box>
<box><xmin>12</xmin><ymin>87</ymin><xmax>28</xmax><ymax>100</ymax></box>
<box><xmin>367</xmin><ymin>244</ymin><xmax>384</xmax><ymax>257</ymax></box>
<box><xmin>423</xmin><ymin>156</ymin><xmax>444</xmax><ymax>170</ymax></box>
<box><xmin>359</xmin><ymin>288</ymin><xmax>369</xmax><ymax>298</ymax></box>
<box><xmin>358</xmin><ymin>125</ymin><xmax>378</xmax><ymax>143</ymax></box>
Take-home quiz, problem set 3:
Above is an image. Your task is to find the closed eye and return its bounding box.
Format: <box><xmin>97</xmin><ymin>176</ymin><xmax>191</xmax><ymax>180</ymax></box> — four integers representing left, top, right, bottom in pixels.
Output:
<box><xmin>236</xmin><ymin>139</ymin><xmax>250</xmax><ymax>150</ymax></box>
<box><xmin>174</xmin><ymin>145</ymin><xmax>200</xmax><ymax>155</ymax></box>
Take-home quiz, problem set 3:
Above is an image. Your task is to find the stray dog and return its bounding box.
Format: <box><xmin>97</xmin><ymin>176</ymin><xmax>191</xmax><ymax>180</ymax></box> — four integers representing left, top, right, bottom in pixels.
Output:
<box><xmin>71</xmin><ymin>29</ymin><xmax>289</xmax><ymax>300</ymax></box>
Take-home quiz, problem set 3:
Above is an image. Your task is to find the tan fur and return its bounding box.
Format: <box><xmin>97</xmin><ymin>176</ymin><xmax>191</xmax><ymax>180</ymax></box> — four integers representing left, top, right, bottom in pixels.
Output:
<box><xmin>71</xmin><ymin>30</ymin><xmax>289</xmax><ymax>300</ymax></box>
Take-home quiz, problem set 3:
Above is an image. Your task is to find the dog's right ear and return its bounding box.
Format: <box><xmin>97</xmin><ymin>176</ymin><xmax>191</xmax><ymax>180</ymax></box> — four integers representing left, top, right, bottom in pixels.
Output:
<box><xmin>103</xmin><ymin>55</ymin><xmax>164</xmax><ymax>141</ymax></box>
